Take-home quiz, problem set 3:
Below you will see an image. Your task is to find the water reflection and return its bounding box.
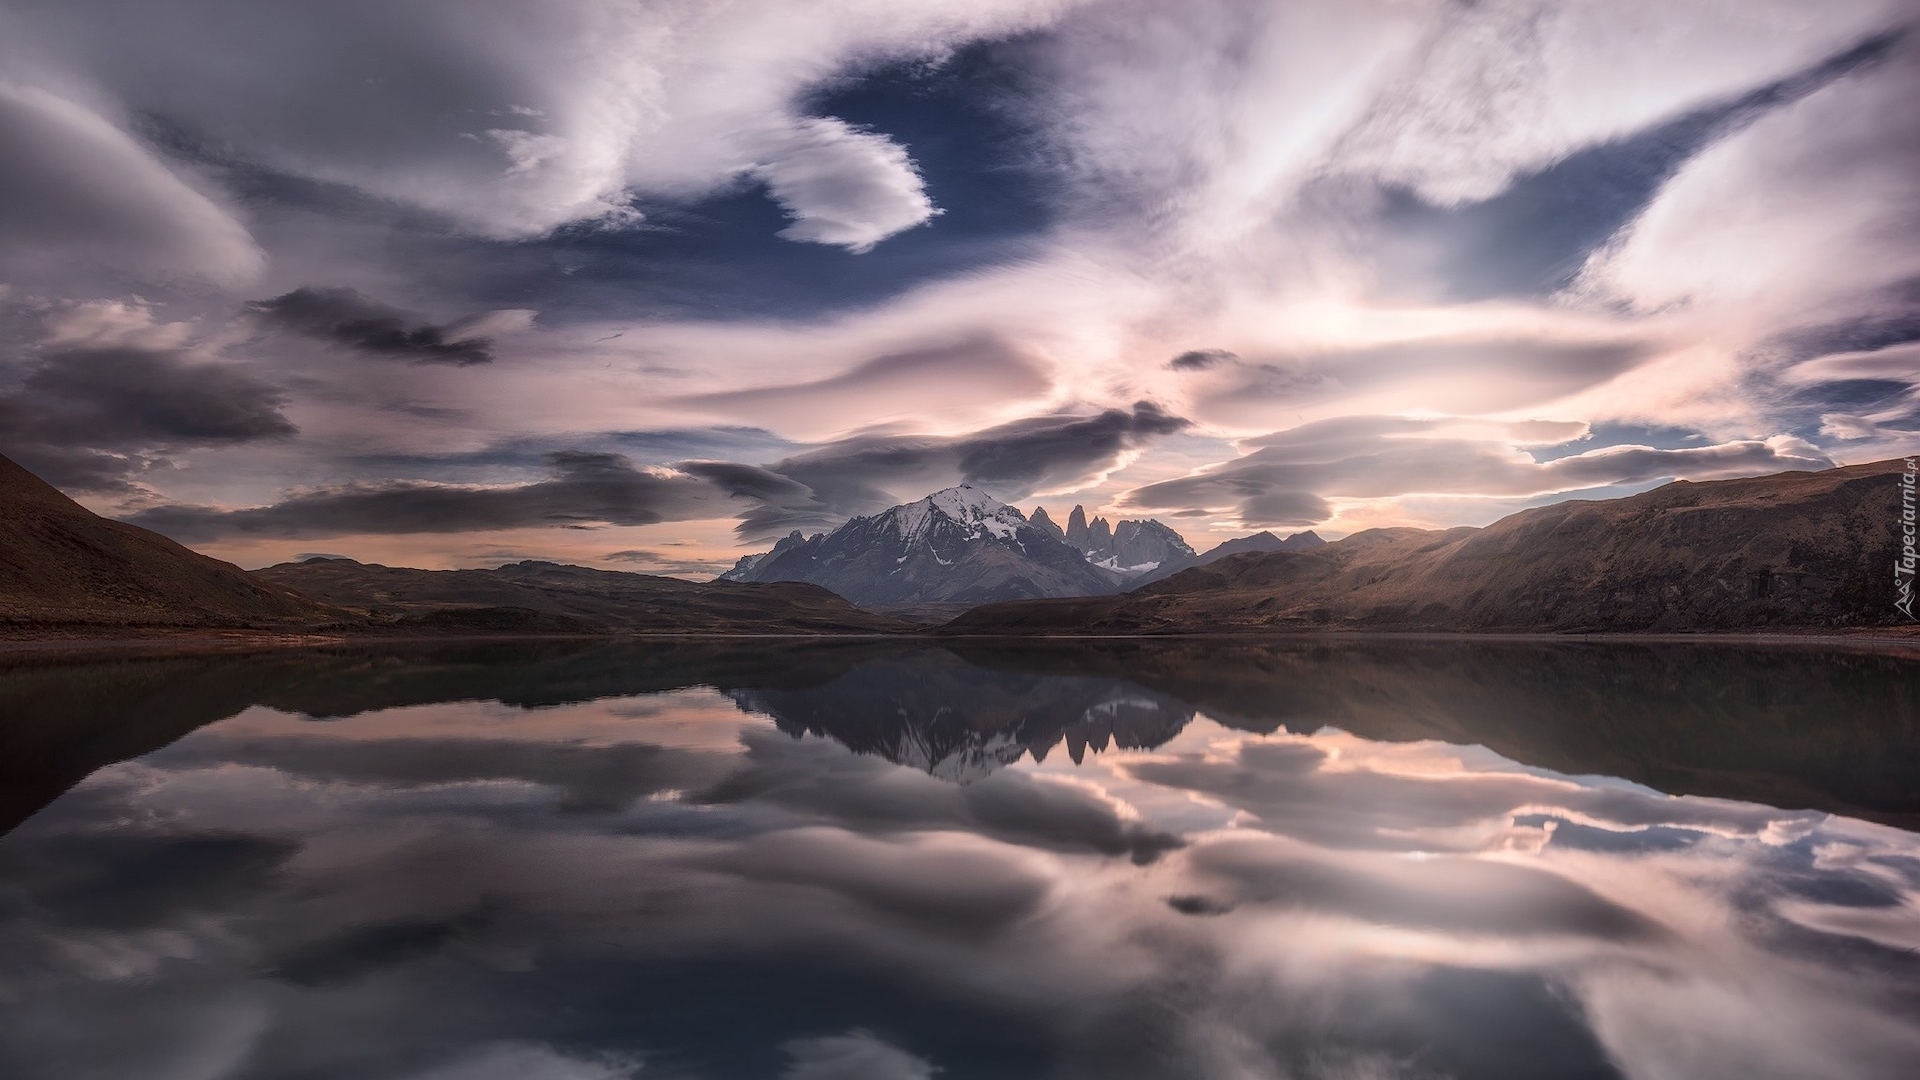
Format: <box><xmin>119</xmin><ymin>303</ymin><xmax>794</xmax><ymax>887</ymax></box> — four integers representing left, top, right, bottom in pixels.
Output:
<box><xmin>2</xmin><ymin>640</ymin><xmax>1918</xmax><ymax>1079</ymax></box>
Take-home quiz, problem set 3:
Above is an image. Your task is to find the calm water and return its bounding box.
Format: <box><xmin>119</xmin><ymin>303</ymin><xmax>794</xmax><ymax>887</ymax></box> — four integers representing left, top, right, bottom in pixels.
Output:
<box><xmin>2</xmin><ymin>640</ymin><xmax>1919</xmax><ymax>1080</ymax></box>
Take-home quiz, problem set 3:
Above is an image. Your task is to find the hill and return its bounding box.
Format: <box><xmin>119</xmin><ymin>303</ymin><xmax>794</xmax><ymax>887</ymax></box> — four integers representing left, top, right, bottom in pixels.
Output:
<box><xmin>0</xmin><ymin>450</ymin><xmax>343</xmax><ymax>630</ymax></box>
<box><xmin>945</xmin><ymin>459</ymin><xmax>1916</xmax><ymax>634</ymax></box>
<box><xmin>253</xmin><ymin>558</ymin><xmax>908</xmax><ymax>634</ymax></box>
<box><xmin>1129</xmin><ymin>527</ymin><xmax>1326</xmax><ymax>586</ymax></box>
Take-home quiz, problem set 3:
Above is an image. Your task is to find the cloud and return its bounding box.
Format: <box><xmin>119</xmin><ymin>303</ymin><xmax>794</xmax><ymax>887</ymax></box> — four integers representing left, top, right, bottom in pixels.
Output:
<box><xmin>602</xmin><ymin>549</ymin><xmax>739</xmax><ymax>576</ymax></box>
<box><xmin>121</xmin><ymin>451</ymin><xmax>725</xmax><ymax>542</ymax></box>
<box><xmin>14</xmin><ymin>348</ymin><xmax>296</xmax><ymax>444</ymax></box>
<box><xmin>247</xmin><ymin>287</ymin><xmax>496</xmax><ymax>365</ymax></box>
<box><xmin>690</xmin><ymin>402</ymin><xmax>1190</xmax><ymax>539</ymax></box>
<box><xmin>0</xmin><ymin>343</ymin><xmax>297</xmax><ymax>493</ymax></box>
<box><xmin>3</xmin><ymin>0</ymin><xmax>1074</xmax><ymax>244</ymax></box>
<box><xmin>757</xmin><ymin>118</ymin><xmax>941</xmax><ymax>252</ymax></box>
<box><xmin>1122</xmin><ymin>415</ymin><xmax>1832</xmax><ymax>526</ymax></box>
<box><xmin>0</xmin><ymin>83</ymin><xmax>261</xmax><ymax>284</ymax></box>
<box><xmin>1179</xmin><ymin>334</ymin><xmax>1665</xmax><ymax>423</ymax></box>
<box><xmin>677</xmin><ymin>337</ymin><xmax>1051</xmax><ymax>431</ymax></box>
<box><xmin>2</xmin><ymin>0</ymin><xmax>1914</xmax><ymax>558</ymax></box>
<box><xmin>1571</xmin><ymin>26</ymin><xmax>1920</xmax><ymax>323</ymax></box>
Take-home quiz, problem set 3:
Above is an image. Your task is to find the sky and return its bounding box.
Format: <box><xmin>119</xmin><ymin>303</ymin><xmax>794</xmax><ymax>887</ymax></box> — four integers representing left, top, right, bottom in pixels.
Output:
<box><xmin>1</xmin><ymin>0</ymin><xmax>1917</xmax><ymax>576</ymax></box>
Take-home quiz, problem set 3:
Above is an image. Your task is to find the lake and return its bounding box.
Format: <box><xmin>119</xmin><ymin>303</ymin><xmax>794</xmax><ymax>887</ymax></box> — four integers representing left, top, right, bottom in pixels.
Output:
<box><xmin>2</xmin><ymin>639</ymin><xmax>1918</xmax><ymax>1079</ymax></box>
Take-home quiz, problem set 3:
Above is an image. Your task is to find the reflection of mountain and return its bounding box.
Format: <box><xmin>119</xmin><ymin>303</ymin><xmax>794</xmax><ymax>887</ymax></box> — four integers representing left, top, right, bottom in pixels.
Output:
<box><xmin>729</xmin><ymin>652</ymin><xmax>1195</xmax><ymax>781</ymax></box>
<box><xmin>6</xmin><ymin>637</ymin><xmax>1919</xmax><ymax>834</ymax></box>
<box><xmin>0</xmin><ymin>640</ymin><xmax>892</xmax><ymax>833</ymax></box>
<box><xmin>951</xmin><ymin>639</ymin><xmax>1920</xmax><ymax>828</ymax></box>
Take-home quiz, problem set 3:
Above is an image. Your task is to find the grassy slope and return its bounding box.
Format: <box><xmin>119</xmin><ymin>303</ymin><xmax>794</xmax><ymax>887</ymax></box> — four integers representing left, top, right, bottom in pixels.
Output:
<box><xmin>0</xmin><ymin>452</ymin><xmax>342</xmax><ymax>628</ymax></box>
<box><xmin>946</xmin><ymin>459</ymin><xmax>1915</xmax><ymax>634</ymax></box>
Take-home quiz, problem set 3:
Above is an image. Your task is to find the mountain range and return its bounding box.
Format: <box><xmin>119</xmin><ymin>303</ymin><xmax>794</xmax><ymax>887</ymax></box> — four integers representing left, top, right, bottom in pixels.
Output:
<box><xmin>948</xmin><ymin>459</ymin><xmax>1914</xmax><ymax>634</ymax></box>
<box><xmin>3</xmin><ymin>445</ymin><xmax>1915</xmax><ymax>639</ymax></box>
<box><xmin>255</xmin><ymin>557</ymin><xmax>906</xmax><ymax>634</ymax></box>
<box><xmin>8</xmin><ymin>638</ymin><xmax>1916</xmax><ymax>838</ymax></box>
<box><xmin>0</xmin><ymin>448</ymin><xmax>900</xmax><ymax>637</ymax></box>
<box><xmin>720</xmin><ymin>485</ymin><xmax>1127</xmax><ymax>607</ymax></box>
<box><xmin>721</xmin><ymin>484</ymin><xmax>1323</xmax><ymax>608</ymax></box>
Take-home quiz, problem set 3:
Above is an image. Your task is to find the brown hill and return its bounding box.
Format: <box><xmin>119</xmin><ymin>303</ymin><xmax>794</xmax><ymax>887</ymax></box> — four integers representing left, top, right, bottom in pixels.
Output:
<box><xmin>945</xmin><ymin>459</ymin><xmax>1916</xmax><ymax>635</ymax></box>
<box><xmin>0</xmin><ymin>451</ymin><xmax>343</xmax><ymax>629</ymax></box>
<box><xmin>253</xmin><ymin>558</ymin><xmax>910</xmax><ymax>635</ymax></box>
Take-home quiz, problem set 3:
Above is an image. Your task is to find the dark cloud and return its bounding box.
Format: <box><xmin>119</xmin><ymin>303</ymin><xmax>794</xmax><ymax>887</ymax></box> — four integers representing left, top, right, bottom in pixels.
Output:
<box><xmin>19</xmin><ymin>348</ymin><xmax>296</xmax><ymax>443</ymax></box>
<box><xmin>121</xmin><ymin>450</ymin><xmax>723</xmax><ymax>542</ymax></box>
<box><xmin>0</xmin><ymin>346</ymin><xmax>297</xmax><ymax>493</ymax></box>
<box><xmin>247</xmin><ymin>286</ymin><xmax>494</xmax><ymax>365</ymax></box>
<box><xmin>1168</xmin><ymin>349</ymin><xmax>1235</xmax><ymax>371</ymax></box>
<box><xmin>700</xmin><ymin>402</ymin><xmax>1191</xmax><ymax>540</ymax></box>
<box><xmin>101</xmin><ymin>401</ymin><xmax>1188</xmax><ymax>543</ymax></box>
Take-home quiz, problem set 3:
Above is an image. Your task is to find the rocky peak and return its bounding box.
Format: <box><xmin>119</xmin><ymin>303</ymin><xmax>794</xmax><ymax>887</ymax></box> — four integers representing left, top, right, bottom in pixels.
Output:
<box><xmin>1029</xmin><ymin>506</ymin><xmax>1064</xmax><ymax>539</ymax></box>
<box><xmin>1065</xmin><ymin>505</ymin><xmax>1090</xmax><ymax>550</ymax></box>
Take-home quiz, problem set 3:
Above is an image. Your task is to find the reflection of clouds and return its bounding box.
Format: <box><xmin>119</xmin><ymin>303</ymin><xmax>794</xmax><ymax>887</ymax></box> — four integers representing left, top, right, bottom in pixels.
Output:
<box><xmin>404</xmin><ymin>1043</ymin><xmax>642</xmax><ymax>1080</ymax></box>
<box><xmin>217</xmin><ymin>688</ymin><xmax>757</xmax><ymax>750</ymax></box>
<box><xmin>780</xmin><ymin>1030</ymin><xmax>940</xmax><ymax>1080</ymax></box>
<box><xmin>1124</xmin><ymin>727</ymin><xmax>1816</xmax><ymax>854</ymax></box>
<box><xmin>3</xmin><ymin>691</ymin><xmax>1919</xmax><ymax>1080</ymax></box>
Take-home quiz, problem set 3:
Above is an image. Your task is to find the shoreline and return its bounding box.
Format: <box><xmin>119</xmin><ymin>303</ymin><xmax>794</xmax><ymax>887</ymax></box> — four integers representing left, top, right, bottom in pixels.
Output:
<box><xmin>3</xmin><ymin>624</ymin><xmax>1918</xmax><ymax>662</ymax></box>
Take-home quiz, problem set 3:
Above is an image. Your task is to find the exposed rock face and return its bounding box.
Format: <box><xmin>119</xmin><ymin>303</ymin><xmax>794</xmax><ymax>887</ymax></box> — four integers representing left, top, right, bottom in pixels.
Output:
<box><xmin>1065</xmin><ymin>505</ymin><xmax>1091</xmax><ymax>551</ymax></box>
<box><xmin>1029</xmin><ymin>506</ymin><xmax>1065</xmax><ymax>540</ymax></box>
<box><xmin>719</xmin><ymin>485</ymin><xmax>1124</xmax><ymax>607</ymax></box>
<box><xmin>254</xmin><ymin>558</ymin><xmax>908</xmax><ymax>633</ymax></box>
<box><xmin>1049</xmin><ymin>504</ymin><xmax>1196</xmax><ymax>576</ymax></box>
<box><xmin>1087</xmin><ymin>515</ymin><xmax>1114</xmax><ymax>556</ymax></box>
<box><xmin>945</xmin><ymin>460</ymin><xmax>1918</xmax><ymax>634</ymax></box>
<box><xmin>0</xmin><ymin>450</ymin><xmax>342</xmax><ymax>629</ymax></box>
<box><xmin>1106</xmin><ymin>519</ymin><xmax>1197</xmax><ymax>571</ymax></box>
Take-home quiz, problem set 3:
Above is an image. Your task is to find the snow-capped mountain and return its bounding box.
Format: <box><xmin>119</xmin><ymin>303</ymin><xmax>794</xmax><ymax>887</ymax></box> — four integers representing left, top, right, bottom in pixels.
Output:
<box><xmin>720</xmin><ymin>485</ymin><xmax>1126</xmax><ymax>607</ymax></box>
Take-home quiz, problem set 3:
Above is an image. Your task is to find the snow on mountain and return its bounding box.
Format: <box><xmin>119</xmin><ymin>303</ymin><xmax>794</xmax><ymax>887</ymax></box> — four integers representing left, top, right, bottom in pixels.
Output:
<box><xmin>720</xmin><ymin>485</ymin><xmax>1126</xmax><ymax>607</ymax></box>
<box><xmin>1049</xmin><ymin>505</ymin><xmax>1195</xmax><ymax>579</ymax></box>
<box><xmin>889</xmin><ymin>485</ymin><xmax>1025</xmax><ymax>543</ymax></box>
